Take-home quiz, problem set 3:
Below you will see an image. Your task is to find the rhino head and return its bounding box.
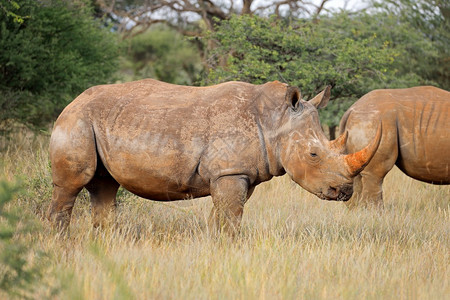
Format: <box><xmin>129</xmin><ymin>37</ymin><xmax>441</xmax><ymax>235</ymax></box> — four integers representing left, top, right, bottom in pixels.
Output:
<box><xmin>263</xmin><ymin>85</ymin><xmax>381</xmax><ymax>201</ymax></box>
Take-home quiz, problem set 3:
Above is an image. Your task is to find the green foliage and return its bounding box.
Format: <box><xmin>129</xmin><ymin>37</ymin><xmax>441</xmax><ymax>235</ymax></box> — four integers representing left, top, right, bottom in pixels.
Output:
<box><xmin>0</xmin><ymin>0</ymin><xmax>119</xmax><ymax>132</ymax></box>
<box><xmin>0</xmin><ymin>0</ymin><xmax>28</xmax><ymax>23</ymax></box>
<box><xmin>205</xmin><ymin>14</ymin><xmax>404</xmax><ymax>129</ymax></box>
<box><xmin>0</xmin><ymin>179</ymin><xmax>47</xmax><ymax>298</ymax></box>
<box><xmin>313</xmin><ymin>12</ymin><xmax>436</xmax><ymax>132</ymax></box>
<box><xmin>316</xmin><ymin>13</ymin><xmax>428</xmax><ymax>87</ymax></box>
<box><xmin>120</xmin><ymin>26</ymin><xmax>202</xmax><ymax>85</ymax></box>
<box><xmin>204</xmin><ymin>12</ymin><xmax>441</xmax><ymax>134</ymax></box>
<box><xmin>372</xmin><ymin>0</ymin><xmax>450</xmax><ymax>89</ymax></box>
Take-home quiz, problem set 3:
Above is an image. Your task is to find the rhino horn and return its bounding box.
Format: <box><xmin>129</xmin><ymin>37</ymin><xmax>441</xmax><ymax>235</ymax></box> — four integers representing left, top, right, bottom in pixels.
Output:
<box><xmin>329</xmin><ymin>130</ymin><xmax>348</xmax><ymax>154</ymax></box>
<box><xmin>344</xmin><ymin>124</ymin><xmax>382</xmax><ymax>176</ymax></box>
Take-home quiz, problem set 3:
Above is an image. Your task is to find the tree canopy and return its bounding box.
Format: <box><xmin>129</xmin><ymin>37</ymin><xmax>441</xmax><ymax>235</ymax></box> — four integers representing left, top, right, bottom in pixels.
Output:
<box><xmin>120</xmin><ymin>25</ymin><xmax>202</xmax><ymax>85</ymax></box>
<box><xmin>204</xmin><ymin>13</ymin><xmax>428</xmax><ymax>137</ymax></box>
<box><xmin>93</xmin><ymin>0</ymin><xmax>333</xmax><ymax>36</ymax></box>
<box><xmin>371</xmin><ymin>0</ymin><xmax>449</xmax><ymax>89</ymax></box>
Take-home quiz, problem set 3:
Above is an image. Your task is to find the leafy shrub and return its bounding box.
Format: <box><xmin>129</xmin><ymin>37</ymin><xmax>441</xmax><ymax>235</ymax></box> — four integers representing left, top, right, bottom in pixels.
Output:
<box><xmin>121</xmin><ymin>25</ymin><xmax>202</xmax><ymax>85</ymax></box>
<box><xmin>0</xmin><ymin>179</ymin><xmax>47</xmax><ymax>298</ymax></box>
<box><xmin>0</xmin><ymin>0</ymin><xmax>119</xmax><ymax>133</ymax></box>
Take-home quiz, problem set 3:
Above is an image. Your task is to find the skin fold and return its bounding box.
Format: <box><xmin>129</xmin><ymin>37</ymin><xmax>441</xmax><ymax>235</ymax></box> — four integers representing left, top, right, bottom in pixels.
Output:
<box><xmin>340</xmin><ymin>86</ymin><xmax>450</xmax><ymax>208</ymax></box>
<box><xmin>48</xmin><ymin>79</ymin><xmax>381</xmax><ymax>234</ymax></box>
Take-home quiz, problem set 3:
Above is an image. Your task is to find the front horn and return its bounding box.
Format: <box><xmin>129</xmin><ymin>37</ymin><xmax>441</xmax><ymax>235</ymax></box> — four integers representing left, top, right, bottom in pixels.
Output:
<box><xmin>344</xmin><ymin>124</ymin><xmax>382</xmax><ymax>176</ymax></box>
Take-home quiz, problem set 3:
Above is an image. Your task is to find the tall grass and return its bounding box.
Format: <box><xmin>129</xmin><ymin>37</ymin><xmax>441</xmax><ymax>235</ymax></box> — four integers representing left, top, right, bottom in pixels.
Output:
<box><xmin>1</xmin><ymin>132</ymin><xmax>449</xmax><ymax>299</ymax></box>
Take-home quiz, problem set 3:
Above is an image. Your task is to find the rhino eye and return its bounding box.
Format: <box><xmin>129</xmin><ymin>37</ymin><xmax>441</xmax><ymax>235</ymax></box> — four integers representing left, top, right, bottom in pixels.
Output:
<box><xmin>310</xmin><ymin>152</ymin><xmax>318</xmax><ymax>157</ymax></box>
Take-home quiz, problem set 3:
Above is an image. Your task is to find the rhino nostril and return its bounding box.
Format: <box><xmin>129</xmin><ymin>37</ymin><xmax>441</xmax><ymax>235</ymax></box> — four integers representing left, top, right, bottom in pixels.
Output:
<box><xmin>324</xmin><ymin>185</ymin><xmax>353</xmax><ymax>201</ymax></box>
<box><xmin>328</xmin><ymin>186</ymin><xmax>339</xmax><ymax>197</ymax></box>
<box><xmin>341</xmin><ymin>185</ymin><xmax>353</xmax><ymax>195</ymax></box>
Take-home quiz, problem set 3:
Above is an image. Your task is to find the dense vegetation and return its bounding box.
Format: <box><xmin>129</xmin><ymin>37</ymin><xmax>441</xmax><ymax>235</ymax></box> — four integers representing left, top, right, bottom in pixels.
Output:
<box><xmin>120</xmin><ymin>26</ymin><xmax>202</xmax><ymax>85</ymax></box>
<box><xmin>0</xmin><ymin>0</ymin><xmax>119</xmax><ymax>132</ymax></box>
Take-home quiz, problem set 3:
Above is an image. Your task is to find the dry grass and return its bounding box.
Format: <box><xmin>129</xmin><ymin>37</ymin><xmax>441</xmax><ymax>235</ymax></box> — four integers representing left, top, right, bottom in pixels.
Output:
<box><xmin>1</xmin><ymin>132</ymin><xmax>449</xmax><ymax>299</ymax></box>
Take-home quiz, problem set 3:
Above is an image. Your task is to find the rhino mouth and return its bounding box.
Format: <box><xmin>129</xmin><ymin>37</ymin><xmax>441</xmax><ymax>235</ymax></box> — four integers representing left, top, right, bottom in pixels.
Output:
<box><xmin>317</xmin><ymin>185</ymin><xmax>353</xmax><ymax>201</ymax></box>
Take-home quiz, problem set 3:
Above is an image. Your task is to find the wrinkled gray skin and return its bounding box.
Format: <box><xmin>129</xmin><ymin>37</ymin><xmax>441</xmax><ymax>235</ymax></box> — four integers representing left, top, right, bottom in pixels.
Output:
<box><xmin>48</xmin><ymin>79</ymin><xmax>381</xmax><ymax>234</ymax></box>
<box><xmin>340</xmin><ymin>86</ymin><xmax>450</xmax><ymax>208</ymax></box>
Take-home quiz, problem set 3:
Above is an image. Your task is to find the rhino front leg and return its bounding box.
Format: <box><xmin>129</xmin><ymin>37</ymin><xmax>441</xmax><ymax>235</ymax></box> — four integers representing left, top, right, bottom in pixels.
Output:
<box><xmin>345</xmin><ymin>136</ymin><xmax>397</xmax><ymax>209</ymax></box>
<box><xmin>346</xmin><ymin>172</ymin><xmax>384</xmax><ymax>209</ymax></box>
<box><xmin>208</xmin><ymin>175</ymin><xmax>250</xmax><ymax>236</ymax></box>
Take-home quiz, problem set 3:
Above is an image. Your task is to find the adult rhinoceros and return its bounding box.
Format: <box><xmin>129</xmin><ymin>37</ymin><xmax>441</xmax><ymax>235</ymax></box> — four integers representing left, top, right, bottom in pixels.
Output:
<box><xmin>48</xmin><ymin>79</ymin><xmax>381</xmax><ymax>233</ymax></box>
<box><xmin>339</xmin><ymin>86</ymin><xmax>450</xmax><ymax>208</ymax></box>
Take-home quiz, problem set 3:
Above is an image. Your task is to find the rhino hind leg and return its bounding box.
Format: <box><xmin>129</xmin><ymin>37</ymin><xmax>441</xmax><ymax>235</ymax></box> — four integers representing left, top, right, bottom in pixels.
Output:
<box><xmin>47</xmin><ymin>119</ymin><xmax>97</xmax><ymax>232</ymax></box>
<box><xmin>48</xmin><ymin>185</ymin><xmax>83</xmax><ymax>232</ymax></box>
<box><xmin>85</xmin><ymin>162</ymin><xmax>120</xmax><ymax>229</ymax></box>
<box><xmin>208</xmin><ymin>175</ymin><xmax>250</xmax><ymax>236</ymax></box>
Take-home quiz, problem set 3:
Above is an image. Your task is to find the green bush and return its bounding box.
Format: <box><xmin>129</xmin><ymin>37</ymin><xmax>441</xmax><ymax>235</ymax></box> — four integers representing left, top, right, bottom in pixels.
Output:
<box><xmin>0</xmin><ymin>179</ymin><xmax>47</xmax><ymax>298</ymax></box>
<box><xmin>0</xmin><ymin>0</ymin><xmax>119</xmax><ymax>132</ymax></box>
<box><xmin>121</xmin><ymin>26</ymin><xmax>202</xmax><ymax>85</ymax></box>
<box><xmin>204</xmin><ymin>16</ymin><xmax>404</xmax><ymax>135</ymax></box>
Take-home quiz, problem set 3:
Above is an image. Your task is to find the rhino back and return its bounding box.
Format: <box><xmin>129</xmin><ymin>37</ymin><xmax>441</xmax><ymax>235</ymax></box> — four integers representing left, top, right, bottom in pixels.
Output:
<box><xmin>343</xmin><ymin>86</ymin><xmax>450</xmax><ymax>183</ymax></box>
<box><xmin>62</xmin><ymin>79</ymin><xmax>270</xmax><ymax>200</ymax></box>
<box><xmin>393</xmin><ymin>87</ymin><xmax>450</xmax><ymax>182</ymax></box>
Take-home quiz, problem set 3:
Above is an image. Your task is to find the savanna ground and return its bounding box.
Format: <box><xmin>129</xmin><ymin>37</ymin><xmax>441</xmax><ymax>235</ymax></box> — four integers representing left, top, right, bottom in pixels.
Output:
<box><xmin>0</xmin><ymin>131</ymin><xmax>449</xmax><ymax>299</ymax></box>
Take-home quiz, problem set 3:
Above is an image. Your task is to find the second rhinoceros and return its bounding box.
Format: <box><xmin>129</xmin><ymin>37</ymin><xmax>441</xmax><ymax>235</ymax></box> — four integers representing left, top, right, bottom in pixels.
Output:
<box><xmin>339</xmin><ymin>86</ymin><xmax>450</xmax><ymax>208</ymax></box>
<box><xmin>48</xmin><ymin>79</ymin><xmax>381</xmax><ymax>233</ymax></box>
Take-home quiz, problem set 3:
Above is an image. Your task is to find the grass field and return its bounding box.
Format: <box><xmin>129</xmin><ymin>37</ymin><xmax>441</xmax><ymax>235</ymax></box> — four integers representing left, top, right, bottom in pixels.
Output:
<box><xmin>1</xmin><ymin>132</ymin><xmax>449</xmax><ymax>299</ymax></box>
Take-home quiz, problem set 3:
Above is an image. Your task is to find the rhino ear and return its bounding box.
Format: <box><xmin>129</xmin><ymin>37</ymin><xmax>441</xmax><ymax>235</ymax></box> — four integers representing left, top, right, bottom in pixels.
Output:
<box><xmin>309</xmin><ymin>85</ymin><xmax>331</xmax><ymax>109</ymax></box>
<box><xmin>286</xmin><ymin>86</ymin><xmax>303</xmax><ymax>112</ymax></box>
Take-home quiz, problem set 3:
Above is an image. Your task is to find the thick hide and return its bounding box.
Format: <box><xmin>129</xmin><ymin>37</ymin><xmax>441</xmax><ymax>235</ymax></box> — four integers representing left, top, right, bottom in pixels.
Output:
<box><xmin>339</xmin><ymin>86</ymin><xmax>450</xmax><ymax>207</ymax></box>
<box><xmin>48</xmin><ymin>79</ymin><xmax>380</xmax><ymax>233</ymax></box>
